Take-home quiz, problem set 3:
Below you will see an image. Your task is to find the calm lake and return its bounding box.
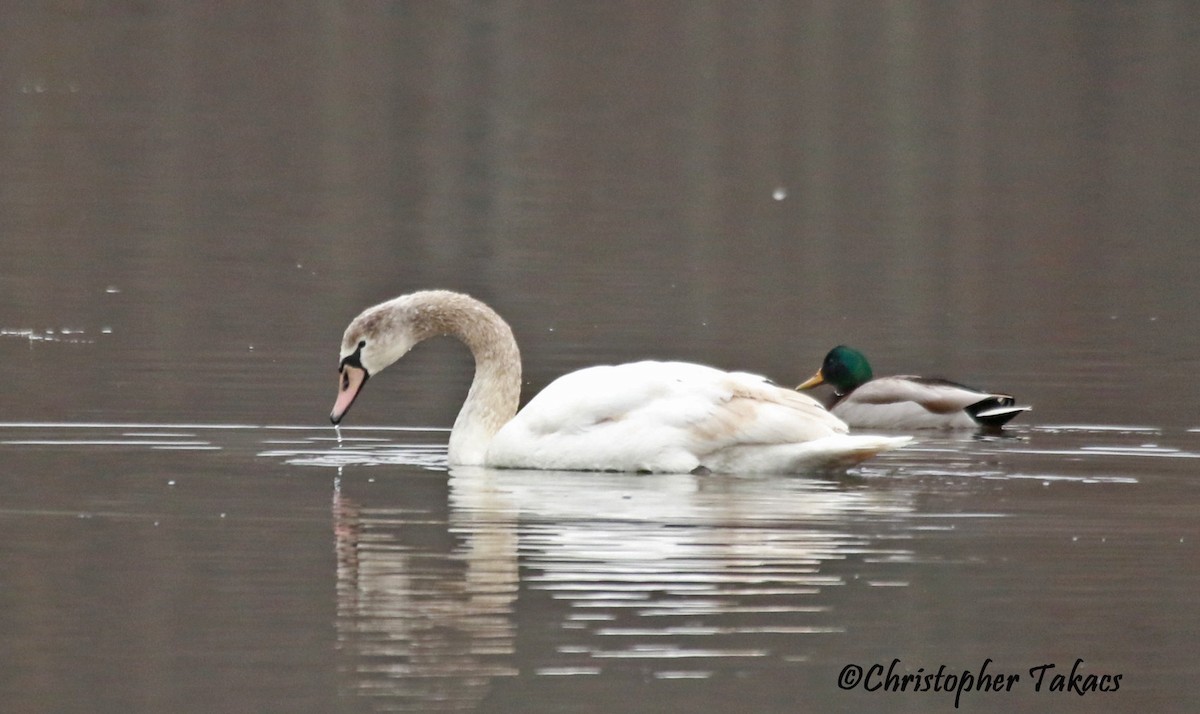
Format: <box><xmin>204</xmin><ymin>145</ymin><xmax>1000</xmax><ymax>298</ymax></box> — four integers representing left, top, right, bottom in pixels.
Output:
<box><xmin>2</xmin><ymin>3</ymin><xmax>1198</xmax><ymax>713</ymax></box>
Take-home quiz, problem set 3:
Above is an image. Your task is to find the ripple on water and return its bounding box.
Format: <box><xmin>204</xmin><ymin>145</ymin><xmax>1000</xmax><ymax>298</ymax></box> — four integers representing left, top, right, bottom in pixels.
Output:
<box><xmin>5</xmin><ymin>420</ymin><xmax>1189</xmax><ymax>484</ymax></box>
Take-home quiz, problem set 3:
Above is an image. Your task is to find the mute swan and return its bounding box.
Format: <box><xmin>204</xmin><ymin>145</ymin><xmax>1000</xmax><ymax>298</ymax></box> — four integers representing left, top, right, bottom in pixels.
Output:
<box><xmin>330</xmin><ymin>291</ymin><xmax>910</xmax><ymax>473</ymax></box>
<box><xmin>797</xmin><ymin>345</ymin><xmax>1031</xmax><ymax>430</ymax></box>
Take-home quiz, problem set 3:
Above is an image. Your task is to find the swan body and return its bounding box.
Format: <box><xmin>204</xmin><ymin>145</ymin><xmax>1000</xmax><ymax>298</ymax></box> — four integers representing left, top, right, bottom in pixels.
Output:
<box><xmin>330</xmin><ymin>291</ymin><xmax>909</xmax><ymax>473</ymax></box>
<box><xmin>486</xmin><ymin>360</ymin><xmax>899</xmax><ymax>473</ymax></box>
<box><xmin>797</xmin><ymin>345</ymin><xmax>1030</xmax><ymax>431</ymax></box>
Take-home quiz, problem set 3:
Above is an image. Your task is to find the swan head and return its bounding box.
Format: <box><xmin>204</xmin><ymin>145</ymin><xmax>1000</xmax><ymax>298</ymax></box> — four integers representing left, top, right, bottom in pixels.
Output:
<box><xmin>797</xmin><ymin>345</ymin><xmax>873</xmax><ymax>396</ymax></box>
<box><xmin>329</xmin><ymin>299</ymin><xmax>419</xmax><ymax>424</ymax></box>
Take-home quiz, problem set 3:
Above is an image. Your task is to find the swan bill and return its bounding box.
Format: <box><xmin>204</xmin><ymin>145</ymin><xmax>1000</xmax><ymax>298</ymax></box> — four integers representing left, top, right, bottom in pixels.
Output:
<box><xmin>330</xmin><ymin>365</ymin><xmax>368</xmax><ymax>424</ymax></box>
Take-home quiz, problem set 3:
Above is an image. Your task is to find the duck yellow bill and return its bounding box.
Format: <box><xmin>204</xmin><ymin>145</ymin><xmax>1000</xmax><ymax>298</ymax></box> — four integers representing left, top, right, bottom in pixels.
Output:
<box><xmin>796</xmin><ymin>370</ymin><xmax>825</xmax><ymax>390</ymax></box>
<box><xmin>330</xmin><ymin>365</ymin><xmax>368</xmax><ymax>424</ymax></box>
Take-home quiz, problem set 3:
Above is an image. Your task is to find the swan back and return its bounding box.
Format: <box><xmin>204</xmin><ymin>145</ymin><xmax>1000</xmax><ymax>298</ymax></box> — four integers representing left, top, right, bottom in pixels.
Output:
<box><xmin>486</xmin><ymin>361</ymin><xmax>876</xmax><ymax>472</ymax></box>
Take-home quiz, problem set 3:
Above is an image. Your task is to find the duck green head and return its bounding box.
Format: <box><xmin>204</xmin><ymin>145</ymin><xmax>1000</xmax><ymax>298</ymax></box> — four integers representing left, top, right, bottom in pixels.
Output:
<box><xmin>797</xmin><ymin>345</ymin><xmax>873</xmax><ymax>395</ymax></box>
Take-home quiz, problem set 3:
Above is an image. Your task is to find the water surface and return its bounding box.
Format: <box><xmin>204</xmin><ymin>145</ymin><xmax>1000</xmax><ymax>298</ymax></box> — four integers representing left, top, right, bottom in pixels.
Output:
<box><xmin>2</xmin><ymin>422</ymin><xmax>1196</xmax><ymax>712</ymax></box>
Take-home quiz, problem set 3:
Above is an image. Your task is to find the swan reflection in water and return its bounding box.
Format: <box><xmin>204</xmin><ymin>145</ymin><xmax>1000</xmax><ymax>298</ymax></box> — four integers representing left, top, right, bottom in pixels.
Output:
<box><xmin>332</xmin><ymin>473</ymin><xmax>519</xmax><ymax>712</ymax></box>
<box><xmin>331</xmin><ymin>465</ymin><xmax>915</xmax><ymax>710</ymax></box>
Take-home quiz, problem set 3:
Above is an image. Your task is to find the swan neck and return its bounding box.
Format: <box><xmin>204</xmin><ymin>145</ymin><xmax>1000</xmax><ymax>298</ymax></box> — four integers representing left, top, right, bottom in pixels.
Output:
<box><xmin>410</xmin><ymin>293</ymin><xmax>520</xmax><ymax>465</ymax></box>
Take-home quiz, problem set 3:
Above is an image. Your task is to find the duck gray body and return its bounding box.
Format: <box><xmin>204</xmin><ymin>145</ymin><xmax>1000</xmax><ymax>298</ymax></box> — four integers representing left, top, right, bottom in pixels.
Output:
<box><xmin>798</xmin><ymin>346</ymin><xmax>1030</xmax><ymax>431</ymax></box>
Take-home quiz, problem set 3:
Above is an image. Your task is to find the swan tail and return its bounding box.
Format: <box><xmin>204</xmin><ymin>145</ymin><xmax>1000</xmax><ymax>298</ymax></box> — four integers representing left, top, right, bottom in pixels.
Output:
<box><xmin>704</xmin><ymin>434</ymin><xmax>912</xmax><ymax>474</ymax></box>
<box><xmin>798</xmin><ymin>434</ymin><xmax>913</xmax><ymax>469</ymax></box>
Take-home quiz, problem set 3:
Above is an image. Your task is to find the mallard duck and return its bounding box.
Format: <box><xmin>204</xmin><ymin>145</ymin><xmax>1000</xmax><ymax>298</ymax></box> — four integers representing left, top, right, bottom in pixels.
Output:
<box><xmin>329</xmin><ymin>291</ymin><xmax>909</xmax><ymax>473</ymax></box>
<box><xmin>796</xmin><ymin>345</ymin><xmax>1030</xmax><ymax>430</ymax></box>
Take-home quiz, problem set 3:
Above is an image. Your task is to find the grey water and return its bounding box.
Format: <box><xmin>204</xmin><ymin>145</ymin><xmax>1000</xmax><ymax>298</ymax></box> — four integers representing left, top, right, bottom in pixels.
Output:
<box><xmin>3</xmin><ymin>3</ymin><xmax>1199</xmax><ymax>713</ymax></box>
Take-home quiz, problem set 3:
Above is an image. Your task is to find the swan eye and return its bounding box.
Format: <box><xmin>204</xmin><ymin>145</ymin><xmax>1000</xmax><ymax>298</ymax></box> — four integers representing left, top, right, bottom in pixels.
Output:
<box><xmin>358</xmin><ymin>340</ymin><xmax>366</xmax><ymax>349</ymax></box>
<box><xmin>339</xmin><ymin>341</ymin><xmax>368</xmax><ymax>375</ymax></box>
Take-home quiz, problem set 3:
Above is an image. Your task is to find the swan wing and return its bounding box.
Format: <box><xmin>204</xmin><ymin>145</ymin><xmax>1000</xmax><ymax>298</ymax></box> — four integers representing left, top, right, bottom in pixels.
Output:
<box><xmin>487</xmin><ymin>361</ymin><xmax>903</xmax><ymax>472</ymax></box>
